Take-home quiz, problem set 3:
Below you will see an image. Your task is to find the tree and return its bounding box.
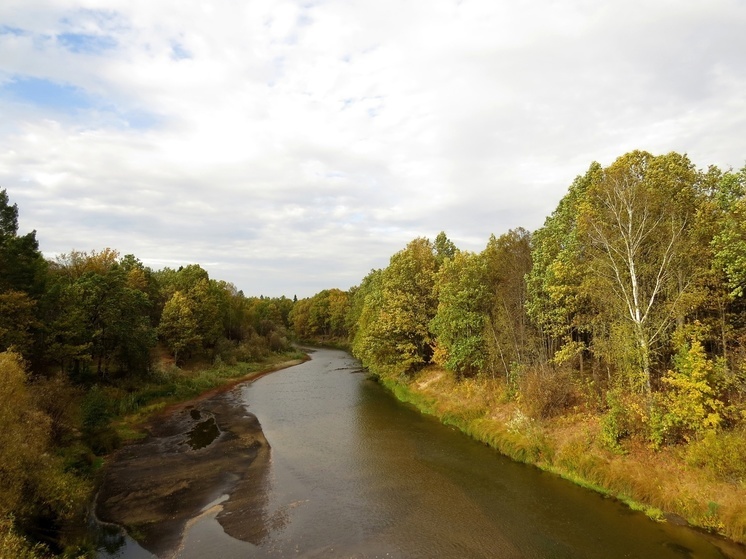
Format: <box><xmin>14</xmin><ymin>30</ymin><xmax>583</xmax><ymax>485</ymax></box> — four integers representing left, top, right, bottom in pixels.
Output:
<box><xmin>0</xmin><ymin>190</ymin><xmax>46</xmax><ymax>297</ymax></box>
<box><xmin>0</xmin><ymin>190</ymin><xmax>46</xmax><ymax>363</ymax></box>
<box><xmin>434</xmin><ymin>231</ymin><xmax>457</xmax><ymax>264</ymax></box>
<box><xmin>189</xmin><ymin>278</ymin><xmax>225</xmax><ymax>351</ymax></box>
<box><xmin>352</xmin><ymin>238</ymin><xmax>439</xmax><ymax>377</ymax></box>
<box><xmin>712</xmin><ymin>166</ymin><xmax>746</xmax><ymax>298</ymax></box>
<box><xmin>482</xmin><ymin>228</ymin><xmax>534</xmax><ymax>377</ymax></box>
<box><xmin>526</xmin><ymin>165</ymin><xmax>598</xmax><ymax>363</ymax></box>
<box><xmin>44</xmin><ymin>252</ymin><xmax>156</xmax><ymax>377</ymax></box>
<box><xmin>158</xmin><ymin>291</ymin><xmax>201</xmax><ymax>364</ymax></box>
<box><xmin>0</xmin><ymin>351</ymin><xmax>88</xmax><ymax>544</ymax></box>
<box><xmin>327</xmin><ymin>288</ymin><xmax>350</xmax><ymax>337</ymax></box>
<box><xmin>0</xmin><ymin>290</ymin><xmax>38</xmax><ymax>356</ymax></box>
<box><xmin>577</xmin><ymin>151</ymin><xmax>702</xmax><ymax>393</ymax></box>
<box><xmin>430</xmin><ymin>250</ymin><xmax>488</xmax><ymax>377</ymax></box>
<box><xmin>289</xmin><ymin>297</ymin><xmax>314</xmax><ymax>339</ymax></box>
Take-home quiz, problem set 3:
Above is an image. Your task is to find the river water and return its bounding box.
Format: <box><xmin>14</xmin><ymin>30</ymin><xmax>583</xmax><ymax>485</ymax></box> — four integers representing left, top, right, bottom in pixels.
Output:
<box><xmin>99</xmin><ymin>348</ymin><xmax>740</xmax><ymax>558</ymax></box>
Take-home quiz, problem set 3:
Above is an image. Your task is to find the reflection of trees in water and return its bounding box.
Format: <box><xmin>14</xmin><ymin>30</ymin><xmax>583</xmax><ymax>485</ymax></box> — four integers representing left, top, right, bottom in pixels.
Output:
<box><xmin>91</xmin><ymin>521</ymin><xmax>127</xmax><ymax>557</ymax></box>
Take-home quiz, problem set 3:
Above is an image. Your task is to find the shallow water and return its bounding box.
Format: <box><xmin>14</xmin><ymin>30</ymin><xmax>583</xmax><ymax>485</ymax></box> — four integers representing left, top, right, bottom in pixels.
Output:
<box><xmin>98</xmin><ymin>348</ymin><xmax>742</xmax><ymax>558</ymax></box>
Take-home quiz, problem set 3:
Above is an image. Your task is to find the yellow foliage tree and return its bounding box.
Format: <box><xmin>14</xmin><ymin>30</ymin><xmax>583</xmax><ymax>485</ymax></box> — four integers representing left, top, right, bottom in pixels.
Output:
<box><xmin>0</xmin><ymin>351</ymin><xmax>89</xmax><ymax>553</ymax></box>
<box><xmin>655</xmin><ymin>324</ymin><xmax>725</xmax><ymax>445</ymax></box>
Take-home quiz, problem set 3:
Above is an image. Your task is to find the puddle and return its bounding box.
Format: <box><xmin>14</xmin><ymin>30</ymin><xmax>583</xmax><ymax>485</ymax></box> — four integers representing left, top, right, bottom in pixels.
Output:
<box><xmin>185</xmin><ymin>417</ymin><xmax>220</xmax><ymax>450</ymax></box>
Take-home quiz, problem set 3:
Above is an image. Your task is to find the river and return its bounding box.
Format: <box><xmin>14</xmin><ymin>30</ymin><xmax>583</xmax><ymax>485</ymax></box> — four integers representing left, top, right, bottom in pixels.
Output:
<box><xmin>98</xmin><ymin>348</ymin><xmax>740</xmax><ymax>558</ymax></box>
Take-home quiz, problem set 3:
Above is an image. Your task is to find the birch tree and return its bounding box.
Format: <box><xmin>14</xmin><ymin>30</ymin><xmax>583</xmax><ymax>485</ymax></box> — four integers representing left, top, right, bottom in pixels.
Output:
<box><xmin>578</xmin><ymin>151</ymin><xmax>701</xmax><ymax>393</ymax></box>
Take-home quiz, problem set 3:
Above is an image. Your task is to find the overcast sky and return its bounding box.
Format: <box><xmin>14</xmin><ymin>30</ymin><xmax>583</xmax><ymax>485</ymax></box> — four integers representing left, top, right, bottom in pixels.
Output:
<box><xmin>1</xmin><ymin>0</ymin><xmax>745</xmax><ymax>297</ymax></box>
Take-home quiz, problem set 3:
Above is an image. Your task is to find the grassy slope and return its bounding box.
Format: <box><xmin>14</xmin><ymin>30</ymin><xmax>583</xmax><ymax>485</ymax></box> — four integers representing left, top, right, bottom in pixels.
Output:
<box><xmin>381</xmin><ymin>366</ymin><xmax>746</xmax><ymax>545</ymax></box>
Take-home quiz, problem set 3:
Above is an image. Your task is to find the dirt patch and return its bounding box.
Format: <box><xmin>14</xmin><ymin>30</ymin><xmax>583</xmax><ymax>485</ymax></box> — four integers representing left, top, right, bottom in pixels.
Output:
<box><xmin>96</xmin><ymin>385</ymin><xmax>274</xmax><ymax>557</ymax></box>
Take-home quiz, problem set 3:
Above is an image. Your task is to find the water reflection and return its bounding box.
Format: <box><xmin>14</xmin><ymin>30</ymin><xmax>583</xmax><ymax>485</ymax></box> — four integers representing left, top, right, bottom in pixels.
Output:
<box><xmin>215</xmin><ymin>439</ymin><xmax>290</xmax><ymax>546</ymax></box>
<box><xmin>184</xmin><ymin>416</ymin><xmax>220</xmax><ymax>450</ymax></box>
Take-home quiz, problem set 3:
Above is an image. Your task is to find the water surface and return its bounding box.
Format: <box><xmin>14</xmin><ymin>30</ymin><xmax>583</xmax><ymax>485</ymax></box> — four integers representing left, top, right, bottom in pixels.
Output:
<box><xmin>100</xmin><ymin>348</ymin><xmax>741</xmax><ymax>558</ymax></box>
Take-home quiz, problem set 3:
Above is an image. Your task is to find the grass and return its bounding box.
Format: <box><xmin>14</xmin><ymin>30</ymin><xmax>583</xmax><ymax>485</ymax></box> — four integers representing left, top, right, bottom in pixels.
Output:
<box><xmin>379</xmin><ymin>365</ymin><xmax>746</xmax><ymax>545</ymax></box>
<box><xmin>101</xmin><ymin>350</ymin><xmax>307</xmax><ymax>445</ymax></box>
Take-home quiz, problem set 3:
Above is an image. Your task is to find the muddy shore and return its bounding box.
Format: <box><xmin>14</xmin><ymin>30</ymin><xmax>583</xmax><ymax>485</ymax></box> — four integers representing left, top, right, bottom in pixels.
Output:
<box><xmin>96</xmin><ymin>360</ymin><xmax>304</xmax><ymax>558</ymax></box>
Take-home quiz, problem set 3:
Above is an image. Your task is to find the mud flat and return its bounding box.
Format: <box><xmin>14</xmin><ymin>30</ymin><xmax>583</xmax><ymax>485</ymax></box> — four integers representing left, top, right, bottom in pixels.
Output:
<box><xmin>96</xmin><ymin>385</ymin><xmax>273</xmax><ymax>558</ymax></box>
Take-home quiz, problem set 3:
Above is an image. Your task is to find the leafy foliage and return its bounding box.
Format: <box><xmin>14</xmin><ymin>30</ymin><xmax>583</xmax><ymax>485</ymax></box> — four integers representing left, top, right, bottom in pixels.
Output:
<box><xmin>430</xmin><ymin>251</ymin><xmax>488</xmax><ymax>376</ymax></box>
<box><xmin>654</xmin><ymin>324</ymin><xmax>726</xmax><ymax>445</ymax></box>
<box><xmin>352</xmin><ymin>238</ymin><xmax>439</xmax><ymax>377</ymax></box>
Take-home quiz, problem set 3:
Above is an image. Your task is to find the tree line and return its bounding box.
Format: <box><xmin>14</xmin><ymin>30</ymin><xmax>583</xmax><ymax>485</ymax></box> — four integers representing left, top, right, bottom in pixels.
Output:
<box><xmin>293</xmin><ymin>150</ymin><xmax>746</xmax><ymax>449</ymax></box>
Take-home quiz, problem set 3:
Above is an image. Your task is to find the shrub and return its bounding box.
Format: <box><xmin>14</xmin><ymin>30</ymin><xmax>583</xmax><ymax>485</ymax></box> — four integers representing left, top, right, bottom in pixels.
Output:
<box><xmin>81</xmin><ymin>385</ymin><xmax>111</xmax><ymax>431</ymax></box>
<box><xmin>600</xmin><ymin>388</ymin><xmax>648</xmax><ymax>452</ymax></box>
<box><xmin>655</xmin><ymin>324</ymin><xmax>725</xmax><ymax>445</ymax></box>
<box><xmin>520</xmin><ymin>367</ymin><xmax>577</xmax><ymax>419</ymax></box>
<box><xmin>686</xmin><ymin>427</ymin><xmax>746</xmax><ymax>484</ymax></box>
<box><xmin>0</xmin><ymin>516</ymin><xmax>50</xmax><ymax>559</ymax></box>
<box><xmin>33</xmin><ymin>375</ymin><xmax>82</xmax><ymax>444</ymax></box>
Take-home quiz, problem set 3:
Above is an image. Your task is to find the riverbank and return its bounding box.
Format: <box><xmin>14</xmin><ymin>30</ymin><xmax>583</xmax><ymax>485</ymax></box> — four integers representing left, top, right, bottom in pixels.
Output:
<box><xmin>106</xmin><ymin>352</ymin><xmax>307</xmax><ymax>445</ymax></box>
<box><xmin>380</xmin><ymin>366</ymin><xmax>746</xmax><ymax>553</ymax></box>
<box><xmin>94</xmin><ymin>354</ymin><xmax>307</xmax><ymax>557</ymax></box>
<box><xmin>97</xmin><ymin>388</ymin><xmax>270</xmax><ymax>557</ymax></box>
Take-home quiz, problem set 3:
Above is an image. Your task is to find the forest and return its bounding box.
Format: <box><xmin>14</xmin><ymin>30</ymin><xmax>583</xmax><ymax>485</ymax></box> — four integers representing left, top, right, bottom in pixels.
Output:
<box><xmin>2</xmin><ymin>149</ymin><xmax>746</xmax><ymax>556</ymax></box>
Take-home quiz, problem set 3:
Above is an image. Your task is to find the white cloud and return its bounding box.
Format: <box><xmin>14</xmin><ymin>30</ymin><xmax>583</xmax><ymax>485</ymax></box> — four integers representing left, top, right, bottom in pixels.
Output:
<box><xmin>1</xmin><ymin>0</ymin><xmax>745</xmax><ymax>297</ymax></box>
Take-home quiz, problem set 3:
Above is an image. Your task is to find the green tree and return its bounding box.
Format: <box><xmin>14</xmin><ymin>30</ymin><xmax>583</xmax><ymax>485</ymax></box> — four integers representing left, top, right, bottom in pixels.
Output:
<box><xmin>0</xmin><ymin>189</ymin><xmax>46</xmax><ymax>298</ymax></box>
<box><xmin>577</xmin><ymin>151</ymin><xmax>703</xmax><ymax>393</ymax></box>
<box><xmin>712</xmin><ymin>166</ymin><xmax>746</xmax><ymax>298</ymax></box>
<box><xmin>434</xmin><ymin>231</ymin><xmax>458</xmax><ymax>264</ymax></box>
<box><xmin>0</xmin><ymin>190</ymin><xmax>47</xmax><ymax>364</ymax></box>
<box><xmin>0</xmin><ymin>290</ymin><xmax>38</xmax><ymax>357</ymax></box>
<box><xmin>158</xmin><ymin>291</ymin><xmax>201</xmax><ymax>364</ymax></box>
<box><xmin>189</xmin><ymin>278</ymin><xmax>225</xmax><ymax>352</ymax></box>
<box><xmin>526</xmin><ymin>165</ymin><xmax>598</xmax><ymax>363</ymax></box>
<box><xmin>44</xmin><ymin>251</ymin><xmax>156</xmax><ymax>377</ymax></box>
<box><xmin>352</xmin><ymin>238</ymin><xmax>438</xmax><ymax>377</ymax></box>
<box><xmin>430</xmin><ymin>250</ymin><xmax>488</xmax><ymax>377</ymax></box>
<box><xmin>482</xmin><ymin>228</ymin><xmax>534</xmax><ymax>377</ymax></box>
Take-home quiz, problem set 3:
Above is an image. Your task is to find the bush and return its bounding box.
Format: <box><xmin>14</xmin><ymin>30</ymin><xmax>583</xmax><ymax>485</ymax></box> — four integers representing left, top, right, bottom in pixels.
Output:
<box><xmin>81</xmin><ymin>385</ymin><xmax>111</xmax><ymax>431</ymax></box>
<box><xmin>654</xmin><ymin>325</ymin><xmax>725</xmax><ymax>446</ymax></box>
<box><xmin>0</xmin><ymin>516</ymin><xmax>50</xmax><ymax>559</ymax></box>
<box><xmin>686</xmin><ymin>427</ymin><xmax>746</xmax><ymax>484</ymax></box>
<box><xmin>600</xmin><ymin>388</ymin><xmax>648</xmax><ymax>452</ymax></box>
<box><xmin>33</xmin><ymin>375</ymin><xmax>82</xmax><ymax>445</ymax></box>
<box><xmin>520</xmin><ymin>368</ymin><xmax>577</xmax><ymax>419</ymax></box>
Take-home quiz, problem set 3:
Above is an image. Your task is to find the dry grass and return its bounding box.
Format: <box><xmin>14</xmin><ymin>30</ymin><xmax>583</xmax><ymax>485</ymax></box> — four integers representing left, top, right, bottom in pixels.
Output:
<box><xmin>386</xmin><ymin>365</ymin><xmax>746</xmax><ymax>544</ymax></box>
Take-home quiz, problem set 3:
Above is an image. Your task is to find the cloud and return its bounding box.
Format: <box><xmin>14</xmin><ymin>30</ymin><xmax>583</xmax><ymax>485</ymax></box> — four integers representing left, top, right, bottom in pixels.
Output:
<box><xmin>0</xmin><ymin>0</ymin><xmax>745</xmax><ymax>297</ymax></box>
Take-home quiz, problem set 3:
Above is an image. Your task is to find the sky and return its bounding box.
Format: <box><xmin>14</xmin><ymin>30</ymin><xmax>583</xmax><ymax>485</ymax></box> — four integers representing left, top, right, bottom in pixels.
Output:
<box><xmin>1</xmin><ymin>1</ymin><xmax>745</xmax><ymax>298</ymax></box>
